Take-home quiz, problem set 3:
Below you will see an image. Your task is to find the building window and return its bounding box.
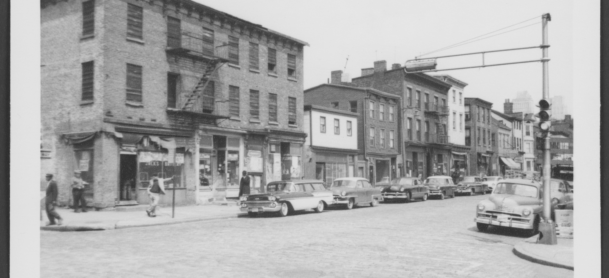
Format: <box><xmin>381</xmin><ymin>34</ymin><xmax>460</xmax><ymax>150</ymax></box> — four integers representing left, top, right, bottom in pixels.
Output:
<box><xmin>287</xmin><ymin>54</ymin><xmax>296</xmax><ymax>77</ymax></box>
<box><xmin>202</xmin><ymin>28</ymin><xmax>214</xmax><ymax>56</ymax></box>
<box><xmin>460</xmin><ymin>114</ymin><xmax>463</xmax><ymax>131</ymax></box>
<box><xmin>407</xmin><ymin>118</ymin><xmax>412</xmax><ymax>140</ymax></box>
<box><xmin>492</xmin><ymin>133</ymin><xmax>496</xmax><ymax>147</ymax></box>
<box><xmin>424</xmin><ymin>93</ymin><xmax>429</xmax><ymax>110</ymax></box>
<box><xmin>425</xmin><ymin>121</ymin><xmax>430</xmax><ymax>141</ymax></box>
<box><xmin>416</xmin><ymin>90</ymin><xmax>421</xmax><ymax>108</ymax></box>
<box><xmin>477</xmin><ymin>127</ymin><xmax>481</xmax><ymax>145</ymax></box>
<box><xmin>369</xmin><ymin>127</ymin><xmax>375</xmax><ymax>146</ymax></box>
<box><xmin>465</xmin><ymin>128</ymin><xmax>471</xmax><ymax>146</ymax></box>
<box><xmin>389</xmin><ymin>130</ymin><xmax>394</xmax><ymax>148</ymax></box>
<box><xmin>347</xmin><ymin>121</ymin><xmax>352</xmax><ymax>136</ymax></box>
<box><xmin>369</xmin><ymin>101</ymin><xmax>375</xmax><ymax>118</ymax></box>
<box><xmin>389</xmin><ymin>106</ymin><xmax>394</xmax><ymax>122</ymax></box>
<box><xmin>379</xmin><ymin>104</ymin><xmax>385</xmax><ymax>121</ymax></box>
<box><xmin>350</xmin><ymin>101</ymin><xmax>357</xmax><ymax>113</ymax></box>
<box><xmin>526</xmin><ymin>161</ymin><xmax>531</xmax><ymax>171</ymax></box>
<box><xmin>416</xmin><ymin>120</ymin><xmax>421</xmax><ymax>141</ymax></box>
<box><xmin>406</xmin><ymin>88</ymin><xmax>412</xmax><ymax>107</ymax></box>
<box><xmin>465</xmin><ymin>105</ymin><xmax>470</xmax><ymax>120</ymax></box>
<box><xmin>82</xmin><ymin>61</ymin><xmax>94</xmax><ymax>102</ymax></box>
<box><xmin>442</xmin><ymin>99</ymin><xmax>446</xmax><ymax>108</ymax></box>
<box><xmin>483</xmin><ymin>128</ymin><xmax>486</xmax><ymax>145</ymax></box>
<box><xmin>250</xmin><ymin>90</ymin><xmax>260</xmax><ymax>120</ymax></box>
<box><xmin>453</xmin><ymin>90</ymin><xmax>456</xmax><ymax>103</ymax></box>
<box><xmin>331</xmin><ymin>102</ymin><xmax>339</xmax><ymax>109</ymax></box>
<box><xmin>229</xmin><ymin>86</ymin><xmax>239</xmax><ymax>117</ymax></box>
<box><xmin>82</xmin><ymin>0</ymin><xmax>95</xmax><ymax>37</ymax></box>
<box><xmin>526</xmin><ymin>125</ymin><xmax>531</xmax><ymax>136</ymax></box>
<box><xmin>228</xmin><ymin>36</ymin><xmax>239</xmax><ymax>66</ymax></box>
<box><xmin>249</xmin><ymin>42</ymin><xmax>259</xmax><ymax>70</ymax></box>
<box><xmin>127</xmin><ymin>4</ymin><xmax>143</xmax><ymax>40</ymax></box>
<box><xmin>288</xmin><ymin>97</ymin><xmax>296</xmax><ymax>125</ymax></box>
<box><xmin>267</xmin><ymin>48</ymin><xmax>277</xmax><ymax>73</ymax></box>
<box><xmin>201</xmin><ymin>81</ymin><xmax>215</xmax><ymax>113</ymax></box>
<box><xmin>126</xmin><ymin>63</ymin><xmax>142</xmax><ymax>103</ymax></box>
<box><xmin>380</xmin><ymin>129</ymin><xmax>385</xmax><ymax>148</ymax></box>
<box><xmin>453</xmin><ymin>112</ymin><xmax>456</xmax><ymax>130</ymax></box>
<box><xmin>167</xmin><ymin>16</ymin><xmax>181</xmax><ymax>48</ymax></box>
<box><xmin>167</xmin><ymin>72</ymin><xmax>178</xmax><ymax>108</ymax></box>
<box><xmin>320</xmin><ymin>117</ymin><xmax>326</xmax><ymax>133</ymax></box>
<box><xmin>459</xmin><ymin>92</ymin><xmax>462</xmax><ymax>104</ymax></box>
<box><xmin>268</xmin><ymin>93</ymin><xmax>278</xmax><ymax>122</ymax></box>
<box><xmin>334</xmin><ymin>119</ymin><xmax>340</xmax><ymax>135</ymax></box>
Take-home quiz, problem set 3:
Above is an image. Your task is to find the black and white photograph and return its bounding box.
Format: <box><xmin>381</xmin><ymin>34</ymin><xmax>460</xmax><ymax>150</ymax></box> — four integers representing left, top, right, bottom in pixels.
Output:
<box><xmin>9</xmin><ymin>0</ymin><xmax>601</xmax><ymax>277</ymax></box>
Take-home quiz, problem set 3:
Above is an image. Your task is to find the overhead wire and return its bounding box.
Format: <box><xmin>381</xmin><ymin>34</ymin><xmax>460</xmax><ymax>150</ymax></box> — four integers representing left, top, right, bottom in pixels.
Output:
<box><xmin>417</xmin><ymin>14</ymin><xmax>544</xmax><ymax>58</ymax></box>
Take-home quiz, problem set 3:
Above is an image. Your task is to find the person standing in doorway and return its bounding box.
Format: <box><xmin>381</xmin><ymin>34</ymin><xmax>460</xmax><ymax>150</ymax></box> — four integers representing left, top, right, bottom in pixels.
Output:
<box><xmin>71</xmin><ymin>170</ymin><xmax>88</xmax><ymax>213</ymax></box>
<box><xmin>45</xmin><ymin>174</ymin><xmax>62</xmax><ymax>226</ymax></box>
<box><xmin>238</xmin><ymin>171</ymin><xmax>250</xmax><ymax>197</ymax></box>
<box><xmin>146</xmin><ymin>175</ymin><xmax>173</xmax><ymax>217</ymax></box>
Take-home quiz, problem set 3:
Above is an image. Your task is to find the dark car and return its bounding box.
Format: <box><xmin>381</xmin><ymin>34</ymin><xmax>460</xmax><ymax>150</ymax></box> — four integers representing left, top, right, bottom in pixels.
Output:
<box><xmin>422</xmin><ymin>176</ymin><xmax>457</xmax><ymax>199</ymax></box>
<box><xmin>377</xmin><ymin>177</ymin><xmax>427</xmax><ymax>202</ymax></box>
<box><xmin>328</xmin><ymin>177</ymin><xmax>383</xmax><ymax>209</ymax></box>
<box><xmin>456</xmin><ymin>176</ymin><xmax>488</xmax><ymax>196</ymax></box>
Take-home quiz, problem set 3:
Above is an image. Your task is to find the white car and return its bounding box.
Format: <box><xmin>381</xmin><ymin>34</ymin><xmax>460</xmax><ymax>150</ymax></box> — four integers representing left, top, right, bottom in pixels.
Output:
<box><xmin>481</xmin><ymin>176</ymin><xmax>503</xmax><ymax>193</ymax></box>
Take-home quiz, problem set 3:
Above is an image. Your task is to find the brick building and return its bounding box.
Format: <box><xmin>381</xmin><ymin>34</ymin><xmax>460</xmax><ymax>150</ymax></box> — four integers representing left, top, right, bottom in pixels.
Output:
<box><xmin>351</xmin><ymin>61</ymin><xmax>455</xmax><ymax>179</ymax></box>
<box><xmin>41</xmin><ymin>0</ymin><xmax>308</xmax><ymax>208</ymax></box>
<box><xmin>465</xmin><ymin>98</ymin><xmax>496</xmax><ymax>176</ymax></box>
<box><xmin>304</xmin><ymin>73</ymin><xmax>401</xmax><ymax>185</ymax></box>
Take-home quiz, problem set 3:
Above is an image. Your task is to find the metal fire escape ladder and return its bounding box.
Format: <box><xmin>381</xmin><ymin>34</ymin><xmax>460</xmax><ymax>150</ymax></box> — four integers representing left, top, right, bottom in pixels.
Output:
<box><xmin>181</xmin><ymin>60</ymin><xmax>226</xmax><ymax>111</ymax></box>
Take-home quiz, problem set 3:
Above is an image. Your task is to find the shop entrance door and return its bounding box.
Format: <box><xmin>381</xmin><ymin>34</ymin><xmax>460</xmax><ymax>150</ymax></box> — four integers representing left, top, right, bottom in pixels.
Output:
<box><xmin>413</xmin><ymin>152</ymin><xmax>419</xmax><ymax>177</ymax></box>
<box><xmin>119</xmin><ymin>154</ymin><xmax>138</xmax><ymax>202</ymax></box>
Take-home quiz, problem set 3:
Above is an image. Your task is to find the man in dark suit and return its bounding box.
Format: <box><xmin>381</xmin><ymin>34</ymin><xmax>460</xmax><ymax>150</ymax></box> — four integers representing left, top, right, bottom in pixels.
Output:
<box><xmin>238</xmin><ymin>171</ymin><xmax>251</xmax><ymax>197</ymax></box>
<box><xmin>45</xmin><ymin>174</ymin><xmax>62</xmax><ymax>226</ymax></box>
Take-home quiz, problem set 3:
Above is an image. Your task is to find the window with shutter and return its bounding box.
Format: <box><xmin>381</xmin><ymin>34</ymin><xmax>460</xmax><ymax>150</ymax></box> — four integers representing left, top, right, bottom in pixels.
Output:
<box><xmin>320</xmin><ymin>117</ymin><xmax>326</xmax><ymax>133</ymax></box>
<box><xmin>127</xmin><ymin>4</ymin><xmax>143</xmax><ymax>40</ymax></box>
<box><xmin>126</xmin><ymin>64</ymin><xmax>142</xmax><ymax>103</ymax></box>
<box><xmin>81</xmin><ymin>61</ymin><xmax>94</xmax><ymax>102</ymax></box>
<box><xmin>268</xmin><ymin>48</ymin><xmax>277</xmax><ymax>73</ymax></box>
<box><xmin>201</xmin><ymin>81</ymin><xmax>214</xmax><ymax>113</ymax></box>
<box><xmin>167</xmin><ymin>73</ymin><xmax>179</xmax><ymax>108</ymax></box>
<box><xmin>228</xmin><ymin>36</ymin><xmax>239</xmax><ymax>65</ymax></box>
<box><xmin>269</xmin><ymin>93</ymin><xmax>278</xmax><ymax>122</ymax></box>
<box><xmin>287</xmin><ymin>54</ymin><xmax>296</xmax><ymax>77</ymax></box>
<box><xmin>82</xmin><ymin>0</ymin><xmax>95</xmax><ymax>37</ymax></box>
<box><xmin>288</xmin><ymin>97</ymin><xmax>296</xmax><ymax>124</ymax></box>
<box><xmin>250</xmin><ymin>90</ymin><xmax>259</xmax><ymax>119</ymax></box>
<box><xmin>229</xmin><ymin>86</ymin><xmax>240</xmax><ymax>117</ymax></box>
<box><xmin>202</xmin><ymin>28</ymin><xmax>214</xmax><ymax>56</ymax></box>
<box><xmin>249</xmin><ymin>43</ymin><xmax>259</xmax><ymax>70</ymax></box>
<box><xmin>167</xmin><ymin>17</ymin><xmax>181</xmax><ymax>48</ymax></box>
<box><xmin>334</xmin><ymin>119</ymin><xmax>340</xmax><ymax>135</ymax></box>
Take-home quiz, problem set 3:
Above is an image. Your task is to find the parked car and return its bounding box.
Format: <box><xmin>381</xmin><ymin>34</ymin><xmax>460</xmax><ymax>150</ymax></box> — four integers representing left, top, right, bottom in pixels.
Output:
<box><xmin>456</xmin><ymin>176</ymin><xmax>487</xmax><ymax>196</ymax></box>
<box><xmin>474</xmin><ymin>178</ymin><xmax>573</xmax><ymax>235</ymax></box>
<box><xmin>377</xmin><ymin>177</ymin><xmax>427</xmax><ymax>202</ymax></box>
<box><xmin>423</xmin><ymin>176</ymin><xmax>457</xmax><ymax>199</ymax></box>
<box><xmin>551</xmin><ymin>179</ymin><xmax>573</xmax><ymax>210</ymax></box>
<box><xmin>328</xmin><ymin>177</ymin><xmax>383</xmax><ymax>209</ymax></box>
<box><xmin>239</xmin><ymin>180</ymin><xmax>333</xmax><ymax>217</ymax></box>
<box><xmin>481</xmin><ymin>176</ymin><xmax>503</xmax><ymax>193</ymax></box>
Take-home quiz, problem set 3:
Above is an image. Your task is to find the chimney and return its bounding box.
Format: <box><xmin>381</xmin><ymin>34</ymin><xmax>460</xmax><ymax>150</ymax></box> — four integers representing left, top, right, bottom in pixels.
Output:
<box><xmin>330</xmin><ymin>70</ymin><xmax>343</xmax><ymax>85</ymax></box>
<box><xmin>504</xmin><ymin>99</ymin><xmax>513</xmax><ymax>114</ymax></box>
<box><xmin>374</xmin><ymin>60</ymin><xmax>387</xmax><ymax>73</ymax></box>
<box><xmin>391</xmin><ymin>63</ymin><xmax>401</xmax><ymax>70</ymax></box>
<box><xmin>361</xmin><ymin>68</ymin><xmax>374</xmax><ymax>76</ymax></box>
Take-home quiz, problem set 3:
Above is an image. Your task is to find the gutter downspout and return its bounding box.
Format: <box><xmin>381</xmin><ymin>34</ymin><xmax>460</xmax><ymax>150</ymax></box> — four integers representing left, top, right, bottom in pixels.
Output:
<box><xmin>363</xmin><ymin>95</ymin><xmax>369</xmax><ymax>181</ymax></box>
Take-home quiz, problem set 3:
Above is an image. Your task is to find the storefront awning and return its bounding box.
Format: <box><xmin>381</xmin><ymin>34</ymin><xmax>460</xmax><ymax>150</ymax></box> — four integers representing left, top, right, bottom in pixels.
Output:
<box><xmin>500</xmin><ymin>157</ymin><xmax>521</xmax><ymax>169</ymax></box>
<box><xmin>62</xmin><ymin>131</ymin><xmax>97</xmax><ymax>145</ymax></box>
<box><xmin>452</xmin><ymin>151</ymin><xmax>468</xmax><ymax>156</ymax></box>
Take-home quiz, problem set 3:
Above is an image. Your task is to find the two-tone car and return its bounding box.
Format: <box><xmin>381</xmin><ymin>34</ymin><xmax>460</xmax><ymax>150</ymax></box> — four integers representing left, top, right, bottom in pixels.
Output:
<box><xmin>328</xmin><ymin>177</ymin><xmax>383</xmax><ymax>209</ymax></box>
<box><xmin>239</xmin><ymin>180</ymin><xmax>333</xmax><ymax>217</ymax></box>
<box><xmin>481</xmin><ymin>176</ymin><xmax>503</xmax><ymax>193</ymax></box>
<box><xmin>455</xmin><ymin>176</ymin><xmax>487</xmax><ymax>196</ymax></box>
<box><xmin>377</xmin><ymin>177</ymin><xmax>427</xmax><ymax>202</ymax></box>
<box><xmin>423</xmin><ymin>176</ymin><xmax>457</xmax><ymax>200</ymax></box>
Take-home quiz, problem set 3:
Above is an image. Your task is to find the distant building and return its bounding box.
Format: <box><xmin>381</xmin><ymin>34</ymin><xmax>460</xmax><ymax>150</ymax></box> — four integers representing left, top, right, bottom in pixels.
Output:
<box><xmin>491</xmin><ymin>109</ymin><xmax>527</xmax><ymax>177</ymax></box>
<box><xmin>511</xmin><ymin>91</ymin><xmax>535</xmax><ymax>114</ymax></box>
<box><xmin>465</xmin><ymin>98</ymin><xmax>496</xmax><ymax>176</ymax></box>
<box><xmin>551</xmin><ymin>95</ymin><xmax>566</xmax><ymax>120</ymax></box>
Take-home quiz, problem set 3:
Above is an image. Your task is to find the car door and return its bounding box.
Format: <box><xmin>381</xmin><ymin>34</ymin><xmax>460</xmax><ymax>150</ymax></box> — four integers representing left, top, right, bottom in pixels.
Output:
<box><xmin>361</xmin><ymin>180</ymin><xmax>375</xmax><ymax>202</ymax></box>
<box><xmin>311</xmin><ymin>182</ymin><xmax>333</xmax><ymax>205</ymax></box>
<box><xmin>354</xmin><ymin>180</ymin><xmax>365</xmax><ymax>203</ymax></box>
<box><xmin>288</xmin><ymin>184</ymin><xmax>310</xmax><ymax>210</ymax></box>
<box><xmin>412</xmin><ymin>179</ymin><xmax>421</xmax><ymax>199</ymax></box>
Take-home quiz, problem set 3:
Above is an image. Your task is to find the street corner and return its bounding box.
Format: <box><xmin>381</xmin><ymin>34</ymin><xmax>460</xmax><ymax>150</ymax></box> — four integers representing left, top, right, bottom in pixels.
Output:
<box><xmin>513</xmin><ymin>236</ymin><xmax>574</xmax><ymax>270</ymax></box>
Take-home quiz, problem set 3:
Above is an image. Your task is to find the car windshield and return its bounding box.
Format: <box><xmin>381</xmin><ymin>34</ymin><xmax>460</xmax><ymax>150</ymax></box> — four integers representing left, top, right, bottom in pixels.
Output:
<box><xmin>425</xmin><ymin>178</ymin><xmax>447</xmax><ymax>185</ymax></box>
<box><xmin>332</xmin><ymin>180</ymin><xmax>357</xmax><ymax>188</ymax></box>
<box><xmin>267</xmin><ymin>183</ymin><xmax>289</xmax><ymax>192</ymax></box>
<box><xmin>462</xmin><ymin>177</ymin><xmax>477</xmax><ymax>182</ymax></box>
<box><xmin>390</xmin><ymin>178</ymin><xmax>412</xmax><ymax>186</ymax></box>
<box><xmin>493</xmin><ymin>182</ymin><xmax>538</xmax><ymax>198</ymax></box>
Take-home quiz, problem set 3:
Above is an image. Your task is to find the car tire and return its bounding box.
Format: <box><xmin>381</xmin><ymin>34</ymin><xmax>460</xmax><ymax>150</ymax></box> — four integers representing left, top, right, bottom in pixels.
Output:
<box><xmin>278</xmin><ymin>202</ymin><xmax>289</xmax><ymax>217</ymax></box>
<box><xmin>314</xmin><ymin>201</ymin><xmax>324</xmax><ymax>213</ymax></box>
<box><xmin>370</xmin><ymin>198</ymin><xmax>379</xmax><ymax>207</ymax></box>
<box><xmin>422</xmin><ymin>194</ymin><xmax>428</xmax><ymax>201</ymax></box>
<box><xmin>346</xmin><ymin>198</ymin><xmax>354</xmax><ymax>210</ymax></box>
<box><xmin>527</xmin><ymin>216</ymin><xmax>540</xmax><ymax>236</ymax></box>
<box><xmin>477</xmin><ymin>223</ymin><xmax>489</xmax><ymax>232</ymax></box>
<box><xmin>247</xmin><ymin>212</ymin><xmax>257</xmax><ymax>217</ymax></box>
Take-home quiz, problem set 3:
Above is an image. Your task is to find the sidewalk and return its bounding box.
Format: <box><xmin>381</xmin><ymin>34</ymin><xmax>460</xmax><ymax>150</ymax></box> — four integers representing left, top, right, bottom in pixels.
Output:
<box><xmin>513</xmin><ymin>235</ymin><xmax>574</xmax><ymax>270</ymax></box>
<box><xmin>40</xmin><ymin>203</ymin><xmax>243</xmax><ymax>232</ymax></box>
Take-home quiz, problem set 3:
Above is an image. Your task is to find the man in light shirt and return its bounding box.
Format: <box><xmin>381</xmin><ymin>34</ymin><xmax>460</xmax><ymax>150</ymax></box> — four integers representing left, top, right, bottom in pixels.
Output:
<box><xmin>146</xmin><ymin>175</ymin><xmax>174</xmax><ymax>217</ymax></box>
<box><xmin>71</xmin><ymin>170</ymin><xmax>88</xmax><ymax>213</ymax></box>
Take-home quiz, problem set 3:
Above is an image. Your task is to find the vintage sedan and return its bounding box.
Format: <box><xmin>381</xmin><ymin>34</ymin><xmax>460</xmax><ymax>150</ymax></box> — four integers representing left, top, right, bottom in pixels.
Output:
<box><xmin>377</xmin><ymin>177</ymin><xmax>427</xmax><ymax>202</ymax></box>
<box><xmin>239</xmin><ymin>180</ymin><xmax>333</xmax><ymax>217</ymax></box>
<box><xmin>481</xmin><ymin>176</ymin><xmax>503</xmax><ymax>193</ymax></box>
<box><xmin>423</xmin><ymin>176</ymin><xmax>457</xmax><ymax>199</ymax></box>
<box><xmin>456</xmin><ymin>176</ymin><xmax>487</xmax><ymax>196</ymax></box>
<box><xmin>474</xmin><ymin>178</ymin><xmax>573</xmax><ymax>235</ymax></box>
<box><xmin>328</xmin><ymin>177</ymin><xmax>383</xmax><ymax>209</ymax></box>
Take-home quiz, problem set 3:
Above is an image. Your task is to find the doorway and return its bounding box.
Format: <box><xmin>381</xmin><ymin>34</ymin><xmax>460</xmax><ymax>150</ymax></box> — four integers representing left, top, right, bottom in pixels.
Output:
<box><xmin>119</xmin><ymin>154</ymin><xmax>137</xmax><ymax>202</ymax></box>
<box><xmin>413</xmin><ymin>152</ymin><xmax>419</xmax><ymax>177</ymax></box>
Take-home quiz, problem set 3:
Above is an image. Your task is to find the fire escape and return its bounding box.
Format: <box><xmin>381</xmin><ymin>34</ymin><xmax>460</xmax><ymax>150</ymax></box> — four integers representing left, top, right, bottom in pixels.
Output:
<box><xmin>165</xmin><ymin>29</ymin><xmax>230</xmax><ymax>129</ymax></box>
<box><xmin>424</xmin><ymin>102</ymin><xmax>450</xmax><ymax>145</ymax></box>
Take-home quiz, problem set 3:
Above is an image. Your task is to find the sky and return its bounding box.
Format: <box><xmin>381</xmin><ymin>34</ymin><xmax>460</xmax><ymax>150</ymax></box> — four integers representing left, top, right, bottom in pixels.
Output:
<box><xmin>194</xmin><ymin>0</ymin><xmax>573</xmax><ymax>115</ymax></box>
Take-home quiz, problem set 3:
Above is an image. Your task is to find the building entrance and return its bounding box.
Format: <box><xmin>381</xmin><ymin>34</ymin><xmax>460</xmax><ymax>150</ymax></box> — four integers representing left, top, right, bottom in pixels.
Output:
<box><xmin>119</xmin><ymin>154</ymin><xmax>137</xmax><ymax>202</ymax></box>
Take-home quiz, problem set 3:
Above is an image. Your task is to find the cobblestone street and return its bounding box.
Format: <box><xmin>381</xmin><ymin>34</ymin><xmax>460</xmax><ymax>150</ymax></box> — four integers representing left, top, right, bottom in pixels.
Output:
<box><xmin>41</xmin><ymin>195</ymin><xmax>572</xmax><ymax>278</ymax></box>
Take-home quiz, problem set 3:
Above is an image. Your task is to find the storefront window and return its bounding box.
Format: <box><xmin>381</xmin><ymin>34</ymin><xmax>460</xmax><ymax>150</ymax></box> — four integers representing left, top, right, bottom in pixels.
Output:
<box><xmin>138</xmin><ymin>151</ymin><xmax>184</xmax><ymax>188</ymax></box>
<box><xmin>199</xmin><ymin>149</ymin><xmax>212</xmax><ymax>187</ymax></box>
<box><xmin>227</xmin><ymin>150</ymin><xmax>240</xmax><ymax>186</ymax></box>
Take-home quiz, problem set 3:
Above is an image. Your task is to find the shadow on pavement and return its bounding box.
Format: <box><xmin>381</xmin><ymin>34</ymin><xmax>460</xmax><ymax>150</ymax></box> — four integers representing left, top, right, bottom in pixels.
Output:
<box><xmin>466</xmin><ymin>225</ymin><xmax>536</xmax><ymax>238</ymax></box>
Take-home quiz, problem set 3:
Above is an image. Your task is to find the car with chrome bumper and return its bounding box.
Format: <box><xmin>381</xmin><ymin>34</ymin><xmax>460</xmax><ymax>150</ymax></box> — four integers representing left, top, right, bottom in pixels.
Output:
<box><xmin>239</xmin><ymin>180</ymin><xmax>333</xmax><ymax>217</ymax></box>
<box><xmin>456</xmin><ymin>176</ymin><xmax>487</xmax><ymax>196</ymax></box>
<box><xmin>328</xmin><ymin>177</ymin><xmax>383</xmax><ymax>209</ymax></box>
<box><xmin>423</xmin><ymin>176</ymin><xmax>457</xmax><ymax>199</ymax></box>
<box><xmin>377</xmin><ymin>177</ymin><xmax>427</xmax><ymax>202</ymax></box>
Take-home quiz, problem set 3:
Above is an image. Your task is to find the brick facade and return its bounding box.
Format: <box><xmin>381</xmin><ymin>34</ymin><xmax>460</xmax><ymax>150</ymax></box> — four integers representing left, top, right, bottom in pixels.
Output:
<box><xmin>464</xmin><ymin>98</ymin><xmax>496</xmax><ymax>176</ymax></box>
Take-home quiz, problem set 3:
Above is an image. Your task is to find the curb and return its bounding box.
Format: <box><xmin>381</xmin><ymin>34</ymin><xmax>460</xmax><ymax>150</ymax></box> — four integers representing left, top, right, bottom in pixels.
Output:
<box><xmin>512</xmin><ymin>242</ymin><xmax>574</xmax><ymax>270</ymax></box>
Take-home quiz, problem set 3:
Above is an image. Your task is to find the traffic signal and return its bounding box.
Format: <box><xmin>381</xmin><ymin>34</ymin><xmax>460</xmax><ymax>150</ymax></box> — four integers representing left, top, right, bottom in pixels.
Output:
<box><xmin>536</xmin><ymin>99</ymin><xmax>552</xmax><ymax>133</ymax></box>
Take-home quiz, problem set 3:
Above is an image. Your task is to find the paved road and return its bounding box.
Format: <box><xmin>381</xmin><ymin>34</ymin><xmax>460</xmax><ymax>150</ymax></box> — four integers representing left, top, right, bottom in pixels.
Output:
<box><xmin>41</xmin><ymin>194</ymin><xmax>572</xmax><ymax>278</ymax></box>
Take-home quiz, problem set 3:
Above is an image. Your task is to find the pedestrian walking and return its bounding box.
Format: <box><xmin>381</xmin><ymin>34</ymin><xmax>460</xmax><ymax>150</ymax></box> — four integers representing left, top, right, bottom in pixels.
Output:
<box><xmin>71</xmin><ymin>170</ymin><xmax>88</xmax><ymax>213</ymax></box>
<box><xmin>45</xmin><ymin>174</ymin><xmax>63</xmax><ymax>226</ymax></box>
<box><xmin>146</xmin><ymin>175</ymin><xmax>173</xmax><ymax>217</ymax></box>
<box><xmin>238</xmin><ymin>171</ymin><xmax>251</xmax><ymax>197</ymax></box>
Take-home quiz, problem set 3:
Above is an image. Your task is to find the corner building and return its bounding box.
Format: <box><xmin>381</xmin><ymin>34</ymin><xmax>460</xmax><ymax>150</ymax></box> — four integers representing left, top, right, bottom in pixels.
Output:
<box><xmin>41</xmin><ymin>0</ymin><xmax>308</xmax><ymax>208</ymax></box>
